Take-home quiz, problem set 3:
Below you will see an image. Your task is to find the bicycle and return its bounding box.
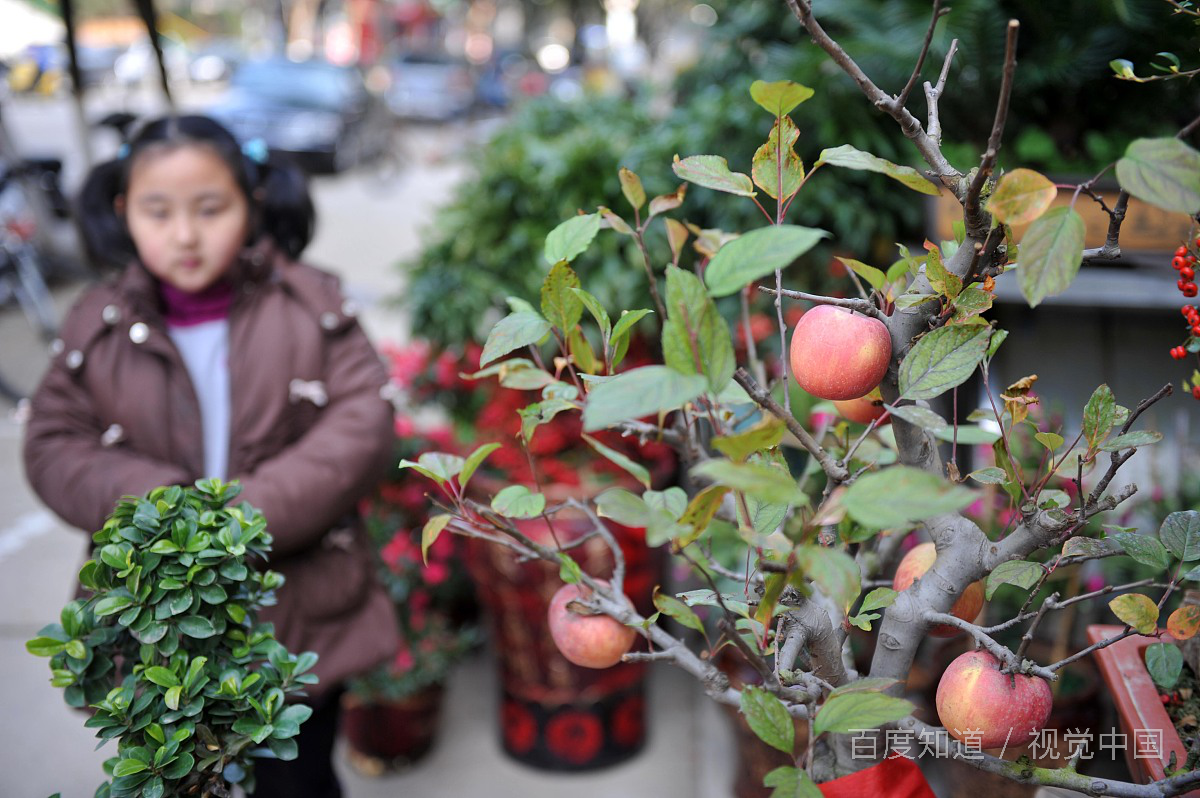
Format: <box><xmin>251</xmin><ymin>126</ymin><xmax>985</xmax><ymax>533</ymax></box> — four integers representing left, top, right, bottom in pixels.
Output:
<box><xmin>0</xmin><ymin>157</ymin><xmax>61</xmax><ymax>406</ymax></box>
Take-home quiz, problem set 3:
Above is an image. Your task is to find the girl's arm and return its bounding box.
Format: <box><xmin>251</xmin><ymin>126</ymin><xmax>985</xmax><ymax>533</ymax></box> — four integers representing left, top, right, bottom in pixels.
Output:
<box><xmin>232</xmin><ymin>320</ymin><xmax>393</xmax><ymax>559</ymax></box>
<box><xmin>23</xmin><ymin>361</ymin><xmax>192</xmax><ymax>534</ymax></box>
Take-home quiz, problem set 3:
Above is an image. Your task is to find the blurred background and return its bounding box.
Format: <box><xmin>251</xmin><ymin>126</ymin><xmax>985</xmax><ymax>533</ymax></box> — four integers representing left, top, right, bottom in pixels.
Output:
<box><xmin>1</xmin><ymin>1</ymin><xmax>1199</xmax><ymax>796</ymax></box>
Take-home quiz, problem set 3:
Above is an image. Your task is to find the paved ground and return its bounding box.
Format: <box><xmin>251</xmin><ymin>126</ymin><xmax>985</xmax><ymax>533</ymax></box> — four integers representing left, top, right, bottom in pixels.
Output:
<box><xmin>0</xmin><ymin>90</ymin><xmax>738</xmax><ymax>798</ymax></box>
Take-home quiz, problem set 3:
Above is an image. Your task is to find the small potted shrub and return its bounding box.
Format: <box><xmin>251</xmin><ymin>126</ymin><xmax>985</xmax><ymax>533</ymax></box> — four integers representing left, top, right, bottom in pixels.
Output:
<box><xmin>26</xmin><ymin>479</ymin><xmax>318</xmax><ymax>797</ymax></box>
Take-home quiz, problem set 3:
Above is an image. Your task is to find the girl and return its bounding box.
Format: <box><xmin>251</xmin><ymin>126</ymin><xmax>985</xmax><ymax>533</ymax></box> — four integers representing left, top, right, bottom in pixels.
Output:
<box><xmin>23</xmin><ymin>115</ymin><xmax>399</xmax><ymax>797</ymax></box>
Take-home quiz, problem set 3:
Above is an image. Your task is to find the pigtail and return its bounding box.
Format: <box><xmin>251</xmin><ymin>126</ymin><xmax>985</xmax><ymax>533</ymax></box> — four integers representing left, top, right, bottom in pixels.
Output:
<box><xmin>255</xmin><ymin>155</ymin><xmax>314</xmax><ymax>260</ymax></box>
<box><xmin>75</xmin><ymin>158</ymin><xmax>135</xmax><ymax>271</ymax></box>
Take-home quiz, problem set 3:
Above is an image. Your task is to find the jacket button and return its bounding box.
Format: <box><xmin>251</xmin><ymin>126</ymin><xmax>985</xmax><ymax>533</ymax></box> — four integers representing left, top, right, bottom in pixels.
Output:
<box><xmin>320</xmin><ymin>312</ymin><xmax>339</xmax><ymax>330</ymax></box>
<box><xmin>65</xmin><ymin>350</ymin><xmax>84</xmax><ymax>370</ymax></box>
<box><xmin>102</xmin><ymin>304</ymin><xmax>122</xmax><ymax>325</ymax></box>
<box><xmin>129</xmin><ymin>322</ymin><xmax>150</xmax><ymax>344</ymax></box>
<box><xmin>342</xmin><ymin>300</ymin><xmax>358</xmax><ymax>317</ymax></box>
<box><xmin>48</xmin><ymin>338</ymin><xmax>64</xmax><ymax>356</ymax></box>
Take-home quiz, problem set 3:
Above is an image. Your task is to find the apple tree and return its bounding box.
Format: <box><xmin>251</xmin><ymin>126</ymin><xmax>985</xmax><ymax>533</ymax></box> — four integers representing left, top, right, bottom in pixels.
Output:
<box><xmin>403</xmin><ymin>1</ymin><xmax>1200</xmax><ymax>794</ymax></box>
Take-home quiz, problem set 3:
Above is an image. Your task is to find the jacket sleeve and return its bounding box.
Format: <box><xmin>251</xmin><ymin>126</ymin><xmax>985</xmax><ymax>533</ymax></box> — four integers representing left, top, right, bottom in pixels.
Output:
<box><xmin>232</xmin><ymin>319</ymin><xmax>394</xmax><ymax>559</ymax></box>
<box><xmin>23</xmin><ymin>351</ymin><xmax>192</xmax><ymax>535</ymax></box>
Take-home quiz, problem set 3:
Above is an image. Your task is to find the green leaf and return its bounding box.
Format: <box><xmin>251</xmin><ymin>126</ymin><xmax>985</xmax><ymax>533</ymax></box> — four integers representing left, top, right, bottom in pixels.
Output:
<box><xmin>1109</xmin><ymin>593</ymin><xmax>1159</xmax><ymax>634</ymax></box>
<box><xmin>595</xmin><ymin>488</ymin><xmax>651</xmax><ymax>528</ymax></box>
<box><xmin>570</xmin><ymin>287</ymin><xmax>611</xmax><ymax>340</ymax></box>
<box><xmin>740</xmin><ymin>686</ymin><xmax>795</xmax><ymax>754</ymax></box>
<box><xmin>749</xmin><ymin>80</ymin><xmax>815</xmax><ymax>116</ymax></box>
<box><xmin>661</xmin><ymin>265</ymin><xmax>734</xmax><ymax>392</ymax></box>
<box><xmin>949</xmin><ymin>286</ymin><xmax>994</xmax><ymax>324</ymax></box>
<box><xmin>752</xmin><ymin>116</ymin><xmax>804</xmax><ymax>201</ymax></box>
<box><xmin>794</xmin><ymin>545</ymin><xmax>861</xmax><ymax>612</ymax></box>
<box><xmin>712</xmin><ymin>418</ymin><xmax>786</xmax><ymax>462</ymax></box>
<box><xmin>421</xmin><ymin>514</ymin><xmax>451</xmax><ymax>565</ymax></box>
<box><xmin>763</xmin><ymin>766</ymin><xmax>823</xmax><ymax>798</ymax></box>
<box><xmin>112</xmin><ymin>758</ymin><xmax>149</xmax><ymax>777</ymax></box>
<box><xmin>836</xmin><ymin>258</ymin><xmax>885</xmax><ymax>292</ymax></box>
<box><xmin>1083</xmin><ymin>385</ymin><xmax>1117</xmax><ymax>449</ymax></box>
<box><xmin>967</xmin><ymin>467</ymin><xmax>1008</xmax><ymax>485</ymax></box>
<box><xmin>1116</xmin><ymin>138</ymin><xmax>1200</xmax><ymax>215</ymax></box>
<box><xmin>676</xmin><ymin>485</ymin><xmax>731</xmax><ymax>547</ymax></box>
<box><xmin>1035</xmin><ymin>432</ymin><xmax>1065</xmax><ymax>451</ymax></box>
<box><xmin>858</xmin><ymin>587</ymin><xmax>898</xmax><ymax>614</ymax></box>
<box><xmin>985</xmin><ymin>561</ymin><xmax>1047</xmax><ymax>599</ymax></box>
<box><xmin>987</xmin><ymin>168</ymin><xmax>1057</xmax><ymax>226</ymax></box>
<box><xmin>1160</xmin><ymin>511</ymin><xmax>1200</xmax><ymax>562</ymax></box>
<box><xmin>691</xmin><ymin>460</ymin><xmax>807</xmax><ymax>506</ymax></box>
<box><xmin>816</xmin><ymin>144</ymin><xmax>940</xmax><ymax>195</ymax></box>
<box><xmin>618</xmin><ymin>167</ymin><xmax>645</xmax><ymax>210</ymax></box>
<box><xmin>1018</xmin><ymin>206</ymin><xmax>1085</xmax><ymax>307</ymax></box>
<box><xmin>93</xmin><ymin>595</ymin><xmax>135</xmax><ymax>618</ymax></box>
<box><xmin>843</xmin><ymin>466</ymin><xmax>975</xmax><ymax>529</ymax></box>
<box><xmin>671</xmin><ymin>154</ymin><xmax>756</xmax><ymax>197</ymax></box>
<box><xmin>582</xmin><ymin>434</ymin><xmax>651</xmax><ymax>489</ymax></box>
<box><xmin>1099</xmin><ymin>430</ymin><xmax>1163</xmax><ymax>452</ymax></box>
<box><xmin>704</xmin><ymin>225</ymin><xmax>829</xmax><ymax>298</ymax></box>
<box><xmin>582</xmin><ymin>366</ymin><xmax>707</xmax><ymax>432</ymax></box>
<box><xmin>813</xmin><ymin>692</ymin><xmax>914</xmax><ymax>737</ymax></box>
<box><xmin>885</xmin><ymin>404</ymin><xmax>947</xmax><ymax>431</ymax></box>
<box><xmin>25</xmin><ymin>636</ymin><xmax>67</xmax><ymax>657</ymax></box>
<box><xmin>828</xmin><ymin>678</ymin><xmax>902</xmax><ymax>697</ymax></box>
<box><xmin>161</xmin><ymin>752</ymin><xmax>195</xmax><ymax>780</ymax></box>
<box><xmin>460</xmin><ymin>443</ymin><xmax>501</xmax><ymax>492</ymax></box>
<box><xmin>1111</xmin><ymin>532</ymin><xmax>1173</xmax><ymax>571</ymax></box>
<box><xmin>480</xmin><ymin>312</ymin><xmax>553</xmax><ymax>367</ymax></box>
<box><xmin>898</xmin><ymin>325</ymin><xmax>992</xmax><ymax>401</ymax></box>
<box><xmin>653</xmin><ymin>589</ymin><xmax>706</xmax><ymax>634</ymax></box>
<box><xmin>540</xmin><ymin>260</ymin><xmax>584</xmax><ymax>334</ymax></box>
<box><xmin>176</xmin><ymin>616</ymin><xmax>216</xmax><ymax>639</ymax></box>
<box><xmin>611</xmin><ymin>309</ymin><xmax>653</xmax><ymax>344</ymax></box>
<box><xmin>924</xmin><ymin>244</ymin><xmax>961</xmax><ymax>300</ymax></box>
<box><xmin>143</xmin><ymin>666</ymin><xmax>180</xmax><ymax>688</ymax></box>
<box><xmin>1146</xmin><ymin>642</ymin><xmax>1184</xmax><ymax>689</ymax></box>
<box><xmin>491</xmin><ymin>486</ymin><xmax>546</xmax><ymax>519</ymax></box>
<box><xmin>544</xmin><ymin>213</ymin><xmax>601</xmax><ymax>264</ymax></box>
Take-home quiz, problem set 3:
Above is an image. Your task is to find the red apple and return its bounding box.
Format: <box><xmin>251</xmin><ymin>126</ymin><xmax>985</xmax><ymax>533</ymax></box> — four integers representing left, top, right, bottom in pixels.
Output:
<box><xmin>936</xmin><ymin>649</ymin><xmax>1053</xmax><ymax>749</ymax></box>
<box><xmin>547</xmin><ymin>580</ymin><xmax>636</xmax><ymax>669</ymax></box>
<box><xmin>833</xmin><ymin>392</ymin><xmax>890</xmax><ymax>425</ymax></box>
<box><xmin>789</xmin><ymin>305</ymin><xmax>891</xmax><ymax>401</ymax></box>
<box><xmin>892</xmin><ymin>542</ymin><xmax>984</xmax><ymax>637</ymax></box>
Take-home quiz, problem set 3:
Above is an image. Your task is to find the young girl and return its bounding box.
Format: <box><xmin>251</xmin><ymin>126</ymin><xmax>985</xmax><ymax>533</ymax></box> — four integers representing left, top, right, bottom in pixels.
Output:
<box><xmin>23</xmin><ymin>115</ymin><xmax>399</xmax><ymax>797</ymax></box>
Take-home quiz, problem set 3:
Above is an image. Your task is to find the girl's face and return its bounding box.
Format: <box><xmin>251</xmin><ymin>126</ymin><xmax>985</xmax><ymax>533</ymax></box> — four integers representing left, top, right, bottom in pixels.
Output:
<box><xmin>119</xmin><ymin>144</ymin><xmax>250</xmax><ymax>294</ymax></box>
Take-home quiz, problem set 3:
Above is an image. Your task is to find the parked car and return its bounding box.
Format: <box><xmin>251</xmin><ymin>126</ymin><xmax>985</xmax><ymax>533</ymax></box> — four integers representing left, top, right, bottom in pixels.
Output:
<box><xmin>386</xmin><ymin>50</ymin><xmax>476</xmax><ymax>121</ymax></box>
<box><xmin>207</xmin><ymin>57</ymin><xmax>394</xmax><ymax>173</ymax></box>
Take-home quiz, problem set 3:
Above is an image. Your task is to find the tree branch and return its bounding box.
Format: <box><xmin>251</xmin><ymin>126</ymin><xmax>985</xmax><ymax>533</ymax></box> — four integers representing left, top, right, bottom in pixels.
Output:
<box><xmin>923</xmin><ymin>611</ymin><xmax>1057</xmax><ymax>680</ymax></box>
<box><xmin>925</xmin><ymin>39</ymin><xmax>959</xmax><ymax>145</ymax></box>
<box><xmin>963</xmin><ymin>20</ymin><xmax>1019</xmax><ymax>231</ymax></box>
<box><xmin>888</xmin><ymin>0</ymin><xmax>951</xmax><ymax>113</ymax></box>
<box><xmin>757</xmin><ymin>285</ymin><xmax>884</xmax><ymax>319</ymax></box>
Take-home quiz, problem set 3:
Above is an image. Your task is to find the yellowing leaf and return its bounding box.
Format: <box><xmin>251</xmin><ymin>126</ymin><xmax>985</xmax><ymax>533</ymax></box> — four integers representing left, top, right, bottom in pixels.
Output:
<box><xmin>1109</xmin><ymin>593</ymin><xmax>1159</xmax><ymax>635</ymax></box>
<box><xmin>1169</xmin><ymin>605</ymin><xmax>1200</xmax><ymax>641</ymax></box>
<box><xmin>987</xmin><ymin>168</ymin><xmax>1058</xmax><ymax>226</ymax></box>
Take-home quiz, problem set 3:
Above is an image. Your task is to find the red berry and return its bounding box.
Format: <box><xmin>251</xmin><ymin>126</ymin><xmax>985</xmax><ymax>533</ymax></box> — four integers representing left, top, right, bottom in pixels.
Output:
<box><xmin>1178</xmin><ymin>246</ymin><xmax>1190</xmax><ymax>258</ymax></box>
<box><xmin>1194</xmin><ymin>385</ymin><xmax>1200</xmax><ymax>400</ymax></box>
<box><xmin>1173</xmin><ymin>347</ymin><xmax>1186</xmax><ymax>360</ymax></box>
<box><xmin>1190</xmin><ymin>255</ymin><xmax>1199</xmax><ymax>265</ymax></box>
<box><xmin>1180</xmin><ymin>279</ymin><xmax>1193</xmax><ymax>291</ymax></box>
<box><xmin>1187</xmin><ymin>285</ymin><xmax>1199</xmax><ymax>297</ymax></box>
<box><xmin>1194</xmin><ymin>236</ymin><xmax>1200</xmax><ymax>247</ymax></box>
<box><xmin>1183</xmin><ymin>267</ymin><xmax>1196</xmax><ymax>281</ymax></box>
<box><xmin>1175</xmin><ymin>257</ymin><xmax>1187</xmax><ymax>270</ymax></box>
<box><xmin>1184</xmin><ymin>306</ymin><xmax>1195</xmax><ymax>317</ymax></box>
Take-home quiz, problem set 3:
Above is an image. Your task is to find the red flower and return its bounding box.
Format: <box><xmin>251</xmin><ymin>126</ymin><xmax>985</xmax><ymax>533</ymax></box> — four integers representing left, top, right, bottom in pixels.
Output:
<box><xmin>502</xmin><ymin>700</ymin><xmax>538</xmax><ymax>754</ymax></box>
<box><xmin>545</xmin><ymin>709</ymin><xmax>604</xmax><ymax>765</ymax></box>
<box><xmin>380</xmin><ymin>530</ymin><xmax>415</xmax><ymax>571</ymax></box>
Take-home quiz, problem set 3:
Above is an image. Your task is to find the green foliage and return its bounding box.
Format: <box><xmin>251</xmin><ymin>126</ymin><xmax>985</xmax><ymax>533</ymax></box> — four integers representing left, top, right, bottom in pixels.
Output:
<box><xmin>26</xmin><ymin>481</ymin><xmax>317</xmax><ymax>798</ymax></box>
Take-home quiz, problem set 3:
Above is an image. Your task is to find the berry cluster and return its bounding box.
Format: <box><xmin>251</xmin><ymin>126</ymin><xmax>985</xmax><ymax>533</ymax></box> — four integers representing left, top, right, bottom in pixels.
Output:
<box><xmin>1170</xmin><ymin>237</ymin><xmax>1200</xmax><ymax>400</ymax></box>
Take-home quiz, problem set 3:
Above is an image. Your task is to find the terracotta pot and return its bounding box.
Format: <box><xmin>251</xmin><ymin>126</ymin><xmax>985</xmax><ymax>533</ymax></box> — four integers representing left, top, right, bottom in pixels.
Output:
<box><xmin>465</xmin><ymin>500</ymin><xmax>660</xmax><ymax>772</ymax></box>
<box><xmin>341</xmin><ymin>685</ymin><xmax>446</xmax><ymax>774</ymax></box>
<box><xmin>1087</xmin><ymin>624</ymin><xmax>1200</xmax><ymax>797</ymax></box>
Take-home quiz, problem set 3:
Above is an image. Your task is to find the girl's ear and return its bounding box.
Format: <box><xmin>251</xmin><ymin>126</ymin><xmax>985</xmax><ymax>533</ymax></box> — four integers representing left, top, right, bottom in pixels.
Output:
<box><xmin>113</xmin><ymin>194</ymin><xmax>126</xmax><ymax>217</ymax></box>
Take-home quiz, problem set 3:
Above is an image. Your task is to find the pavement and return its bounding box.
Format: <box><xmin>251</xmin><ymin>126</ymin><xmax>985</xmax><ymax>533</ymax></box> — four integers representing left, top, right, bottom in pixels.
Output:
<box><xmin>0</xmin><ymin>93</ymin><xmax>738</xmax><ymax>798</ymax></box>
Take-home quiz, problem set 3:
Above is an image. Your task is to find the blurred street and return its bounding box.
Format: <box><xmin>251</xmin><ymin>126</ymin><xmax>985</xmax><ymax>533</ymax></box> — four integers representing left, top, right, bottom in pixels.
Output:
<box><xmin>0</xmin><ymin>88</ymin><xmax>735</xmax><ymax>798</ymax></box>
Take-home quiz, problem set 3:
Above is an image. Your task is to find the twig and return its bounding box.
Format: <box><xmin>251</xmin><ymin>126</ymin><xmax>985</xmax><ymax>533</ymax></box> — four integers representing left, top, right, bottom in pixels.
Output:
<box><xmin>889</xmin><ymin>0</ymin><xmax>950</xmax><ymax>113</ymax></box>
<box><xmin>1045</xmin><ymin>627</ymin><xmax>1141</xmax><ymax>673</ymax></box>
<box><xmin>741</xmin><ymin>285</ymin><xmax>767</xmax><ymax>386</ymax></box>
<box><xmin>923</xmin><ymin>611</ymin><xmax>1057</xmax><ymax>681</ymax></box>
<box><xmin>756</xmin><ymin>285</ymin><xmax>883</xmax><ymax>318</ymax></box>
<box><xmin>1086</xmin><ymin>383</ymin><xmax>1174</xmax><ymax>509</ymax></box>
<box><xmin>964</xmin><ymin>20</ymin><xmax>1019</xmax><ymax>229</ymax></box>
<box><xmin>733</xmin><ymin>368</ymin><xmax>850</xmax><ymax>482</ymax></box>
<box><xmin>925</xmin><ymin>39</ymin><xmax>959</xmax><ymax>145</ymax></box>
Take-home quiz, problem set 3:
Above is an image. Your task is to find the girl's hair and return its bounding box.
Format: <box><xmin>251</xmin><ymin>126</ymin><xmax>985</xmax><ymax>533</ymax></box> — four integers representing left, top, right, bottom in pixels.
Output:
<box><xmin>76</xmin><ymin>115</ymin><xmax>315</xmax><ymax>267</ymax></box>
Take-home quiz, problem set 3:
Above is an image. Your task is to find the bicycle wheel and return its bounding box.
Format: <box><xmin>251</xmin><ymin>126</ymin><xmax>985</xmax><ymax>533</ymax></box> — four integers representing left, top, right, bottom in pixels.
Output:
<box><xmin>0</xmin><ymin>247</ymin><xmax>57</xmax><ymax>405</ymax></box>
<box><xmin>11</xmin><ymin>243</ymin><xmax>56</xmax><ymax>339</ymax></box>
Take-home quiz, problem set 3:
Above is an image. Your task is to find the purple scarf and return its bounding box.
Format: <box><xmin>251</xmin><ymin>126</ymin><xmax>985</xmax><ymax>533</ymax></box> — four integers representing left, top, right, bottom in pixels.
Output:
<box><xmin>159</xmin><ymin>280</ymin><xmax>234</xmax><ymax>327</ymax></box>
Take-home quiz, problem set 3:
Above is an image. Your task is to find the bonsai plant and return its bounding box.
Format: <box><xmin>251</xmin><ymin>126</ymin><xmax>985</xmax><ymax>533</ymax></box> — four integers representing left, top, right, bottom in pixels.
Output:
<box><xmin>25</xmin><ymin>479</ymin><xmax>318</xmax><ymax>798</ymax></box>
<box><xmin>398</xmin><ymin>1</ymin><xmax>1200</xmax><ymax>795</ymax></box>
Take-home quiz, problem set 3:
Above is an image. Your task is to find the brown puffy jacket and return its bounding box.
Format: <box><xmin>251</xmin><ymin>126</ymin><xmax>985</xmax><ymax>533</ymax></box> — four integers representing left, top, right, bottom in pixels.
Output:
<box><xmin>23</xmin><ymin>246</ymin><xmax>400</xmax><ymax>698</ymax></box>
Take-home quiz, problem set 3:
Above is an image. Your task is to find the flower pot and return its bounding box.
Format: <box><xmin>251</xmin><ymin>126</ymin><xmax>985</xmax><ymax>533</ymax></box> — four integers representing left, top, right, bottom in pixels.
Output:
<box><xmin>1087</xmin><ymin>624</ymin><xmax>1200</xmax><ymax>796</ymax></box>
<box><xmin>341</xmin><ymin>684</ymin><xmax>446</xmax><ymax>774</ymax></box>
<box><xmin>465</xmin><ymin>508</ymin><xmax>660</xmax><ymax>771</ymax></box>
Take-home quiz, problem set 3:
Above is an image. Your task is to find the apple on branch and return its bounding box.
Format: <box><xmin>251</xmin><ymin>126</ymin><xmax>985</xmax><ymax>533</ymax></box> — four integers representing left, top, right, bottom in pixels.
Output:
<box><xmin>892</xmin><ymin>542</ymin><xmax>985</xmax><ymax>637</ymax></box>
<box><xmin>834</xmin><ymin>389</ymin><xmax>890</xmax><ymax>425</ymax></box>
<box><xmin>547</xmin><ymin>581</ymin><xmax>636</xmax><ymax>669</ymax></box>
<box><xmin>936</xmin><ymin>649</ymin><xmax>1053</xmax><ymax>749</ymax></box>
<box><xmin>789</xmin><ymin>305</ymin><xmax>891</xmax><ymax>401</ymax></box>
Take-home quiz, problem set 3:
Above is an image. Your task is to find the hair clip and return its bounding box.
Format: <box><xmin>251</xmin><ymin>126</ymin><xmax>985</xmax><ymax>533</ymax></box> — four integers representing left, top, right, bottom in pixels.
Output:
<box><xmin>242</xmin><ymin>138</ymin><xmax>269</xmax><ymax>165</ymax></box>
<box><xmin>117</xmin><ymin>143</ymin><xmax>130</xmax><ymax>160</ymax></box>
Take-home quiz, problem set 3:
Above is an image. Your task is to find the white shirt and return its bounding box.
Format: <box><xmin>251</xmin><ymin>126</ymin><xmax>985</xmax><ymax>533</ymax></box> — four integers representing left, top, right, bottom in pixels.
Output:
<box><xmin>167</xmin><ymin>319</ymin><xmax>231</xmax><ymax>480</ymax></box>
